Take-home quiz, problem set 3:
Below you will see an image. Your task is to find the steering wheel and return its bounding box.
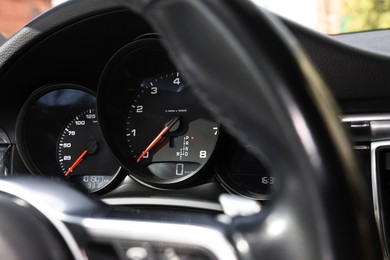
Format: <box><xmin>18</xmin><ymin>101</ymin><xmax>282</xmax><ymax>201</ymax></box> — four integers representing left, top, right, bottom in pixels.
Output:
<box><xmin>0</xmin><ymin>0</ymin><xmax>382</xmax><ymax>259</ymax></box>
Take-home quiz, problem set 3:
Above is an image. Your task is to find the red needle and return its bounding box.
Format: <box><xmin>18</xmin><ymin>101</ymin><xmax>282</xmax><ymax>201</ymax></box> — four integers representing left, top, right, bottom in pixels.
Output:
<box><xmin>137</xmin><ymin>117</ymin><xmax>180</xmax><ymax>163</ymax></box>
<box><xmin>65</xmin><ymin>150</ymin><xmax>87</xmax><ymax>176</ymax></box>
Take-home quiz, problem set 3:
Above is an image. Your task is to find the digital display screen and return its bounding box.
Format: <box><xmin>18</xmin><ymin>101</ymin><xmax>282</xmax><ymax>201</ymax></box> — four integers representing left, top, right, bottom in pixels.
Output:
<box><xmin>229</xmin><ymin>150</ymin><xmax>273</xmax><ymax>196</ymax></box>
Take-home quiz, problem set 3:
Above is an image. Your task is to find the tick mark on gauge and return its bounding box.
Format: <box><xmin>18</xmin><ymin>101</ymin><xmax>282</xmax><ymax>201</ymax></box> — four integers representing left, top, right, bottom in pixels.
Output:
<box><xmin>57</xmin><ymin>108</ymin><xmax>120</xmax><ymax>192</ymax></box>
<box><xmin>122</xmin><ymin>71</ymin><xmax>220</xmax><ymax>186</ymax></box>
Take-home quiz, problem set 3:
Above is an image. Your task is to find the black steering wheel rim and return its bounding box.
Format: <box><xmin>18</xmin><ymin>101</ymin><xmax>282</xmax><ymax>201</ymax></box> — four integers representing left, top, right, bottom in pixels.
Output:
<box><xmin>122</xmin><ymin>0</ymin><xmax>381</xmax><ymax>259</ymax></box>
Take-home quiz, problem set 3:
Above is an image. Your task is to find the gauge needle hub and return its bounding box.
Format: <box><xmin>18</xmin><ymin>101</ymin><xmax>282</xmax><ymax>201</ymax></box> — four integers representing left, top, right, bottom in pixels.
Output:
<box><xmin>137</xmin><ymin>116</ymin><xmax>180</xmax><ymax>162</ymax></box>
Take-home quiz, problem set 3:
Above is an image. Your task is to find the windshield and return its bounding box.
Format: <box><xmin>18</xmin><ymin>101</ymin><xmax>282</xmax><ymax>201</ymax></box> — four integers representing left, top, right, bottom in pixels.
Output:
<box><xmin>0</xmin><ymin>0</ymin><xmax>389</xmax><ymax>36</ymax></box>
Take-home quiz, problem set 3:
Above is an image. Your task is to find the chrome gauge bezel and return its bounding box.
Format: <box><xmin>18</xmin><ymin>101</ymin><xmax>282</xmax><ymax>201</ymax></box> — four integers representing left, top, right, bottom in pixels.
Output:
<box><xmin>15</xmin><ymin>83</ymin><xmax>123</xmax><ymax>193</ymax></box>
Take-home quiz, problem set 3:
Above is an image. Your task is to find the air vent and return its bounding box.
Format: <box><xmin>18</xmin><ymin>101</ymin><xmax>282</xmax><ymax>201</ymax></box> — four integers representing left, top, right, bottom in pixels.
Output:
<box><xmin>342</xmin><ymin>114</ymin><xmax>390</xmax><ymax>258</ymax></box>
<box><xmin>372</xmin><ymin>142</ymin><xmax>390</xmax><ymax>257</ymax></box>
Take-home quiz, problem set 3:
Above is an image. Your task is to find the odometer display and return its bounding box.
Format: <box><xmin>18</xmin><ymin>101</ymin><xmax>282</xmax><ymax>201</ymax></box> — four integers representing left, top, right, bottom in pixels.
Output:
<box><xmin>125</xmin><ymin>71</ymin><xmax>219</xmax><ymax>186</ymax></box>
<box><xmin>72</xmin><ymin>175</ymin><xmax>112</xmax><ymax>191</ymax></box>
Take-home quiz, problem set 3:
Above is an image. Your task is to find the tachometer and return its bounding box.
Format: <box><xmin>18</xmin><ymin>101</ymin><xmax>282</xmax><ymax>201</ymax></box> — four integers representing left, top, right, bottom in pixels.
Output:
<box><xmin>97</xmin><ymin>38</ymin><xmax>220</xmax><ymax>189</ymax></box>
<box><xmin>125</xmin><ymin>71</ymin><xmax>219</xmax><ymax>185</ymax></box>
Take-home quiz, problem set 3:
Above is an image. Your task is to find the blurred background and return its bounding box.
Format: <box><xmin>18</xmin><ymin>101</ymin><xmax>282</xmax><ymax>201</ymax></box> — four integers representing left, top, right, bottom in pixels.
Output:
<box><xmin>0</xmin><ymin>0</ymin><xmax>389</xmax><ymax>37</ymax></box>
<box><xmin>0</xmin><ymin>0</ymin><xmax>66</xmax><ymax>37</ymax></box>
<box><xmin>253</xmin><ymin>0</ymin><xmax>390</xmax><ymax>34</ymax></box>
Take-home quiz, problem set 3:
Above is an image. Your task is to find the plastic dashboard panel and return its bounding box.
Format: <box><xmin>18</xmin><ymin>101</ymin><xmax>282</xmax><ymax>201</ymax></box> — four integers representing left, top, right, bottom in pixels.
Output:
<box><xmin>286</xmin><ymin>21</ymin><xmax>390</xmax><ymax>103</ymax></box>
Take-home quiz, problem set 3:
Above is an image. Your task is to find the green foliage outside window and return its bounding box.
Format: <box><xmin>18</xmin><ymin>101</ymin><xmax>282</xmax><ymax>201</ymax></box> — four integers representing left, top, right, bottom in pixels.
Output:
<box><xmin>342</xmin><ymin>0</ymin><xmax>390</xmax><ymax>32</ymax></box>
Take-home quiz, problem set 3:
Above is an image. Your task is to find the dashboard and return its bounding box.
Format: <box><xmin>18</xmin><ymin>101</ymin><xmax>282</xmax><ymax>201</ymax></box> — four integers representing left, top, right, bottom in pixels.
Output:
<box><xmin>0</xmin><ymin>7</ymin><xmax>278</xmax><ymax>205</ymax></box>
<box><xmin>11</xmin><ymin>34</ymin><xmax>274</xmax><ymax>202</ymax></box>
<box><xmin>0</xmin><ymin>3</ymin><xmax>385</xmax><ymax>200</ymax></box>
<box><xmin>0</xmin><ymin>1</ymin><xmax>388</xmax><ymax>259</ymax></box>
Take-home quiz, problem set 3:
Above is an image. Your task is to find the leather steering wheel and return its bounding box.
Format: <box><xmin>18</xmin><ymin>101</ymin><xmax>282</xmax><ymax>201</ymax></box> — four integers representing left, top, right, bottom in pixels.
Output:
<box><xmin>0</xmin><ymin>0</ymin><xmax>382</xmax><ymax>259</ymax></box>
<box><xmin>124</xmin><ymin>0</ymin><xmax>382</xmax><ymax>259</ymax></box>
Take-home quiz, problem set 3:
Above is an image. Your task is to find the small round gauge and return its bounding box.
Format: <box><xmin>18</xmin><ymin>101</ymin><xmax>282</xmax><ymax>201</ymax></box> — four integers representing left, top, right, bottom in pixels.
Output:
<box><xmin>216</xmin><ymin>144</ymin><xmax>275</xmax><ymax>200</ymax></box>
<box><xmin>125</xmin><ymin>71</ymin><xmax>219</xmax><ymax>186</ymax></box>
<box><xmin>16</xmin><ymin>84</ymin><xmax>123</xmax><ymax>194</ymax></box>
<box><xmin>57</xmin><ymin>108</ymin><xmax>121</xmax><ymax>192</ymax></box>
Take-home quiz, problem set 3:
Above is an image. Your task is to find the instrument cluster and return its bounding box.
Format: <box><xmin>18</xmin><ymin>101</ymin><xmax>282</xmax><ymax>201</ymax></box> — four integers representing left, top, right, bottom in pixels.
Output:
<box><xmin>16</xmin><ymin>36</ymin><xmax>275</xmax><ymax>200</ymax></box>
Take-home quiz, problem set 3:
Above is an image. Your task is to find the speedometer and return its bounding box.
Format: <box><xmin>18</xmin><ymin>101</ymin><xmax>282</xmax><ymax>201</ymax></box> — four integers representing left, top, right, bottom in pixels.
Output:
<box><xmin>16</xmin><ymin>85</ymin><xmax>124</xmax><ymax>194</ymax></box>
<box><xmin>57</xmin><ymin>108</ymin><xmax>120</xmax><ymax>192</ymax></box>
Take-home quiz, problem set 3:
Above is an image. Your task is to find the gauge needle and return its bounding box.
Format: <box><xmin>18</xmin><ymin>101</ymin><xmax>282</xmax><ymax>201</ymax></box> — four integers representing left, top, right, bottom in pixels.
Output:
<box><xmin>137</xmin><ymin>116</ymin><xmax>180</xmax><ymax>162</ymax></box>
<box><xmin>65</xmin><ymin>140</ymin><xmax>98</xmax><ymax>176</ymax></box>
<box><xmin>65</xmin><ymin>150</ymin><xmax>87</xmax><ymax>176</ymax></box>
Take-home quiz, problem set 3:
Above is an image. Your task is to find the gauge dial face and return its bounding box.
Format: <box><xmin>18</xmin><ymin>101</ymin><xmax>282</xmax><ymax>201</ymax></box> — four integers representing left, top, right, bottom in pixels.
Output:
<box><xmin>57</xmin><ymin>108</ymin><xmax>120</xmax><ymax>192</ymax></box>
<box><xmin>125</xmin><ymin>71</ymin><xmax>219</xmax><ymax>184</ymax></box>
<box><xmin>227</xmin><ymin>148</ymin><xmax>274</xmax><ymax>198</ymax></box>
<box><xmin>216</xmin><ymin>144</ymin><xmax>275</xmax><ymax>200</ymax></box>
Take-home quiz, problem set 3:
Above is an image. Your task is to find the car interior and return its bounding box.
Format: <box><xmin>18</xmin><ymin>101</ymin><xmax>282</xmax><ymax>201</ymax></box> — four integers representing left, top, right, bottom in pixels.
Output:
<box><xmin>0</xmin><ymin>0</ymin><xmax>388</xmax><ymax>259</ymax></box>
